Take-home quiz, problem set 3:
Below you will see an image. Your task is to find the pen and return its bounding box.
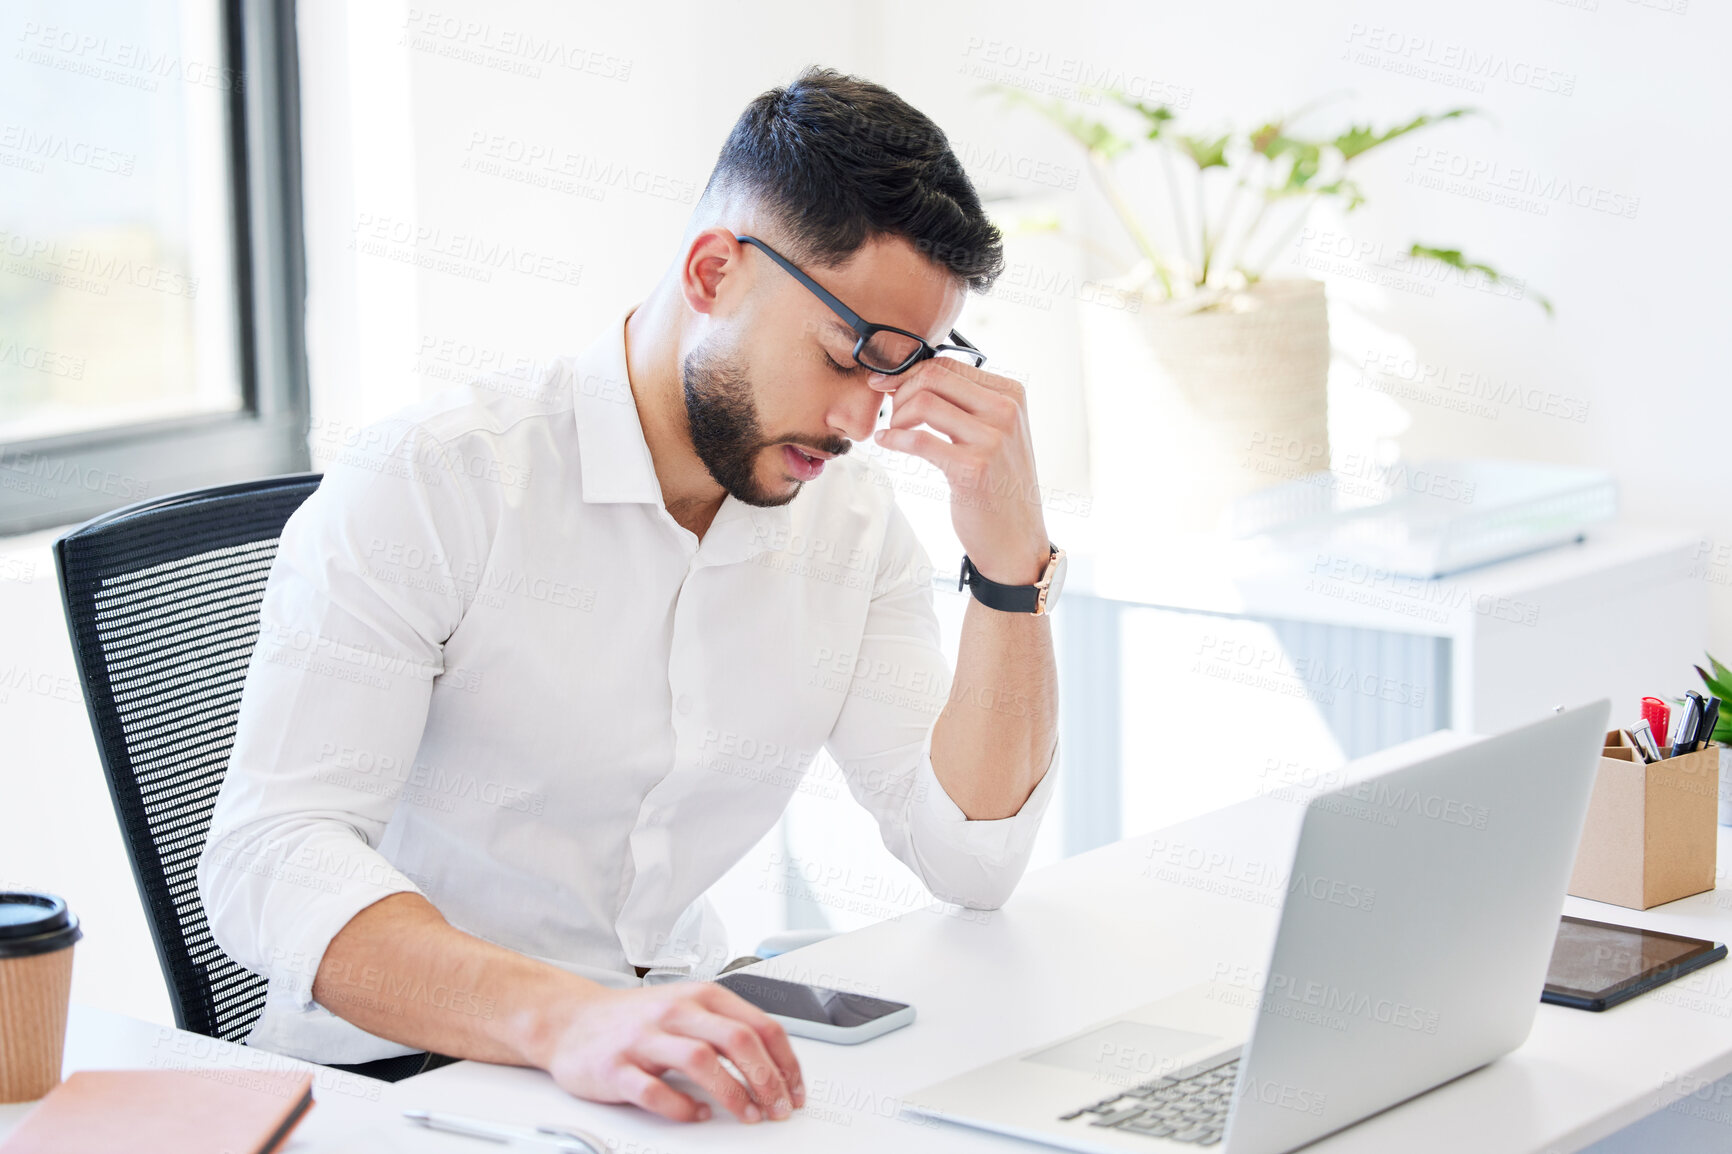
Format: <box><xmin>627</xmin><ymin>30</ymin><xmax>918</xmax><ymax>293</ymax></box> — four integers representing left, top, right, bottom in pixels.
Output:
<box><xmin>1698</xmin><ymin>697</ymin><xmax>1721</xmax><ymax>751</ymax></box>
<box><xmin>1626</xmin><ymin>720</ymin><xmax>1661</xmax><ymax>763</ymax></box>
<box><xmin>403</xmin><ymin>1109</ymin><xmax>607</xmax><ymax>1153</ymax></box>
<box><xmin>1669</xmin><ymin>692</ymin><xmax>1704</xmax><ymax>758</ymax></box>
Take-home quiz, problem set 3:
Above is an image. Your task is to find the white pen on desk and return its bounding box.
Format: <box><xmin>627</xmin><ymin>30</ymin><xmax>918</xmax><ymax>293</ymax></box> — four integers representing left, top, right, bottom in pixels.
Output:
<box><xmin>403</xmin><ymin>1109</ymin><xmax>608</xmax><ymax>1153</ymax></box>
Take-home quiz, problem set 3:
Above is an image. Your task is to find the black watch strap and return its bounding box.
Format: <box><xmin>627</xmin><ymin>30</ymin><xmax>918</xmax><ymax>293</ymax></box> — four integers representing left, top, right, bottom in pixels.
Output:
<box><xmin>958</xmin><ymin>548</ymin><xmax>1053</xmax><ymax>614</ymax></box>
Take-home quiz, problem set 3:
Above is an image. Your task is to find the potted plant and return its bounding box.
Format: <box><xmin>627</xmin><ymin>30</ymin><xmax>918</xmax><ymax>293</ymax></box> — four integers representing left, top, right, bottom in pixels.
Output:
<box><xmin>1693</xmin><ymin>655</ymin><xmax>1732</xmax><ymax>825</ymax></box>
<box><xmin>990</xmin><ymin>88</ymin><xmax>1545</xmax><ymax>534</ymax></box>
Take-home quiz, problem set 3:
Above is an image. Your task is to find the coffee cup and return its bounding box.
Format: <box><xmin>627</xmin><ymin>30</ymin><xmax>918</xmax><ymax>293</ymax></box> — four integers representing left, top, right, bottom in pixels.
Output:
<box><xmin>0</xmin><ymin>892</ymin><xmax>83</xmax><ymax>1102</ymax></box>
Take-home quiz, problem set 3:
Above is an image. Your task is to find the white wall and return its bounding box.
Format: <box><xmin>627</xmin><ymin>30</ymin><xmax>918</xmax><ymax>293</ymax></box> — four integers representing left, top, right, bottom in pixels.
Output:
<box><xmin>303</xmin><ymin>0</ymin><xmax>880</xmax><ymax>439</ymax></box>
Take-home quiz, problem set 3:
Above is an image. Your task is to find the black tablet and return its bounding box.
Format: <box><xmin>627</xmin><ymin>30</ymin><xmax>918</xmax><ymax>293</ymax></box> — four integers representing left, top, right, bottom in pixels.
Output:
<box><xmin>1541</xmin><ymin>915</ymin><xmax>1727</xmax><ymax>1012</ymax></box>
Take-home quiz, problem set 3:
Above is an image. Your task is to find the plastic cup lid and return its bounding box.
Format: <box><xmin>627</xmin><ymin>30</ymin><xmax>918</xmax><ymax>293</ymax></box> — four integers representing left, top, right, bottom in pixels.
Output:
<box><xmin>0</xmin><ymin>892</ymin><xmax>83</xmax><ymax>959</ymax></box>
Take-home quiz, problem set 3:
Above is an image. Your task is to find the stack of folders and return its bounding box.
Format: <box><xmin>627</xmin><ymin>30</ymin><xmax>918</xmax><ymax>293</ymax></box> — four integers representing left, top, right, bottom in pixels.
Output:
<box><xmin>0</xmin><ymin>1069</ymin><xmax>314</xmax><ymax>1153</ymax></box>
<box><xmin>1231</xmin><ymin>458</ymin><xmax>1617</xmax><ymax>578</ymax></box>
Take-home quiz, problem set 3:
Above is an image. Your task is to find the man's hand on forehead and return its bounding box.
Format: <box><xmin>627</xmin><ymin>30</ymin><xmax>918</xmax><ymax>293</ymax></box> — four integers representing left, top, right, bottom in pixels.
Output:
<box><xmin>873</xmin><ymin>357</ymin><xmax>1050</xmax><ymax>586</ymax></box>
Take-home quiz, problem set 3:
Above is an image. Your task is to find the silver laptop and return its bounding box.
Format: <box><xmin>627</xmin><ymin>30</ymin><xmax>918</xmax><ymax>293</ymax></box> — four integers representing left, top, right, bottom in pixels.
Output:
<box><xmin>902</xmin><ymin>701</ymin><xmax>1610</xmax><ymax>1153</ymax></box>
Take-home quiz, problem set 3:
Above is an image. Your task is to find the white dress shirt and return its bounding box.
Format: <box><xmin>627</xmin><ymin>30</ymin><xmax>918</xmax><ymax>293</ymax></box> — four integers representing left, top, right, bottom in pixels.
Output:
<box><xmin>197</xmin><ymin>305</ymin><xmax>1060</xmax><ymax>1064</ymax></box>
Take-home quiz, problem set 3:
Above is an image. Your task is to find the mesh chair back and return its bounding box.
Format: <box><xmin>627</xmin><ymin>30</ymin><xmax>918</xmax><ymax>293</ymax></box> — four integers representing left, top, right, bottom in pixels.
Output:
<box><xmin>54</xmin><ymin>475</ymin><xmax>321</xmax><ymax>1043</ymax></box>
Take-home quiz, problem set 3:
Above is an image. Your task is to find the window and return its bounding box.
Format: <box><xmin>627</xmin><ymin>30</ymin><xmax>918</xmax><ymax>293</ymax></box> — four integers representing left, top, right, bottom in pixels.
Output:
<box><xmin>0</xmin><ymin>0</ymin><xmax>308</xmax><ymax>534</ymax></box>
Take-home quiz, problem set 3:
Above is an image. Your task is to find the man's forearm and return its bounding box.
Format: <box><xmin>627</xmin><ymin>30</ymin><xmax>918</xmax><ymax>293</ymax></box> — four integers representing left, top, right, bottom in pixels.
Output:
<box><xmin>928</xmin><ymin>597</ymin><xmax>1058</xmax><ymax>820</ymax></box>
<box><xmin>310</xmin><ymin>892</ymin><xmax>596</xmax><ymax>1066</ymax></box>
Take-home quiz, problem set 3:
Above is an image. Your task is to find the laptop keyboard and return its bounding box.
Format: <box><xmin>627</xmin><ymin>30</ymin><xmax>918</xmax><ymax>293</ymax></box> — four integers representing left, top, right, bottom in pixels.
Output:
<box><xmin>1058</xmin><ymin>1049</ymin><xmax>1240</xmax><ymax>1146</ymax></box>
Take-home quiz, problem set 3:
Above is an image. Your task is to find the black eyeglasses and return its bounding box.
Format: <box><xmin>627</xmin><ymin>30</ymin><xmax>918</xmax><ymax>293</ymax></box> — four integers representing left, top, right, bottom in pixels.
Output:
<box><xmin>735</xmin><ymin>235</ymin><xmax>986</xmax><ymax>376</ymax></box>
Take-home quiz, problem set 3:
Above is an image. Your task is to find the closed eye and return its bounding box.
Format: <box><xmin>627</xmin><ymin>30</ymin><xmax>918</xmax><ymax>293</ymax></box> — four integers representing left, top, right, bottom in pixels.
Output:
<box><xmin>824</xmin><ymin>353</ymin><xmax>861</xmax><ymax>376</ymax></box>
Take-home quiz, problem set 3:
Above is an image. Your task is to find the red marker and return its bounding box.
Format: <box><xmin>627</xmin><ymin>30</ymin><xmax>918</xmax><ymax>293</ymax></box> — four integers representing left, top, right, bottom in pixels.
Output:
<box><xmin>1641</xmin><ymin>697</ymin><xmax>1671</xmax><ymax>747</ymax></box>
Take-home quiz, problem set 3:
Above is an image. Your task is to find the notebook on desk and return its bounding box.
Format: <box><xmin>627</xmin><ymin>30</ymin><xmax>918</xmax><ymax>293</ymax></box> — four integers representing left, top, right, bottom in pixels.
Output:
<box><xmin>0</xmin><ymin>1068</ymin><xmax>314</xmax><ymax>1154</ymax></box>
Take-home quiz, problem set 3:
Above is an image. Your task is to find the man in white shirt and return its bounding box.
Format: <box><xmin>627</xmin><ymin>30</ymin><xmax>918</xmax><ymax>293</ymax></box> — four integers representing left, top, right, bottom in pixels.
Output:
<box><xmin>199</xmin><ymin>65</ymin><xmax>1062</xmax><ymax>1127</ymax></box>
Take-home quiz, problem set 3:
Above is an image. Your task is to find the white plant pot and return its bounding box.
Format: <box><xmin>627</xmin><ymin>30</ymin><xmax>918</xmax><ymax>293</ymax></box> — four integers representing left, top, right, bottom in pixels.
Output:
<box><xmin>1078</xmin><ymin>277</ymin><xmax>1331</xmax><ymax>536</ymax></box>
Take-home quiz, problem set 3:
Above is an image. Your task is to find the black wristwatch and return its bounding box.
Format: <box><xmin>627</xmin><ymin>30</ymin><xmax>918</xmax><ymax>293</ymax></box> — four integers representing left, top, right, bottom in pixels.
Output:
<box><xmin>958</xmin><ymin>545</ymin><xmax>1067</xmax><ymax>615</ymax></box>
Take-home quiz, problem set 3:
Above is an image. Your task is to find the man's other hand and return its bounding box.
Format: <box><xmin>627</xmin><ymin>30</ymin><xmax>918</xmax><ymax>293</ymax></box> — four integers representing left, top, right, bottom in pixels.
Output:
<box><xmin>528</xmin><ymin>980</ymin><xmax>804</xmax><ymax>1124</ymax></box>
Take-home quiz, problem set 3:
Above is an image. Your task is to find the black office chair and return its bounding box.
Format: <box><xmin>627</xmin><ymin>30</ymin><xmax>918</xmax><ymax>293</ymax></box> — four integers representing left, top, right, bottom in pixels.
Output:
<box><xmin>54</xmin><ymin>474</ymin><xmax>447</xmax><ymax>1083</ymax></box>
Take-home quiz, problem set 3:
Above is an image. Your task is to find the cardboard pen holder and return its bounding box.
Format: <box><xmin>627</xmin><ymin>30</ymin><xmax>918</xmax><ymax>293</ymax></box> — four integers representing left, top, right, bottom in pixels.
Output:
<box><xmin>1567</xmin><ymin>729</ymin><xmax>1719</xmax><ymax>910</ymax></box>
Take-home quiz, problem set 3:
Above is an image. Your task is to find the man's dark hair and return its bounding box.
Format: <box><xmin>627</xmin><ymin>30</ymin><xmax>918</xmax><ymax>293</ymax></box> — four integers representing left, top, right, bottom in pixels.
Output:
<box><xmin>701</xmin><ymin>66</ymin><xmax>1005</xmax><ymax>293</ymax></box>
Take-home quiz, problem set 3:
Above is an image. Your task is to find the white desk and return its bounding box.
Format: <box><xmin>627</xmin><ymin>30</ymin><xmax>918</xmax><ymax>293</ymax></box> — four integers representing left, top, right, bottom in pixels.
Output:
<box><xmin>6</xmin><ymin>803</ymin><xmax>1730</xmax><ymax>1153</ymax></box>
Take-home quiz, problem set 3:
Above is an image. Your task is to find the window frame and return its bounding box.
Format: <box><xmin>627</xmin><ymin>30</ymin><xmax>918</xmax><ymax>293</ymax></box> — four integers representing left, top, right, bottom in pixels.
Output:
<box><xmin>0</xmin><ymin>0</ymin><xmax>310</xmax><ymax>535</ymax></box>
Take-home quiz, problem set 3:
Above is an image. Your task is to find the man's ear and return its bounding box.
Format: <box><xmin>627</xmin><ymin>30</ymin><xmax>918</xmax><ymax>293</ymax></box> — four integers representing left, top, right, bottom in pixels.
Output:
<box><xmin>680</xmin><ymin>228</ymin><xmax>743</xmax><ymax>317</ymax></box>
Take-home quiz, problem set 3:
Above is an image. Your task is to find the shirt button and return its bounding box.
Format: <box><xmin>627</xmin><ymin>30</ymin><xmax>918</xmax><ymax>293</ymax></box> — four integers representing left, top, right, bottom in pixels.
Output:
<box><xmin>675</xmin><ymin>694</ymin><xmax>692</xmax><ymax>716</ymax></box>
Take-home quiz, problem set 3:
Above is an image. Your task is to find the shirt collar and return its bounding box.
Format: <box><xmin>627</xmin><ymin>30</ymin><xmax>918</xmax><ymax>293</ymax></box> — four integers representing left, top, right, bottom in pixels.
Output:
<box><xmin>570</xmin><ymin>305</ymin><xmax>792</xmax><ymax>560</ymax></box>
<box><xmin>701</xmin><ymin>496</ymin><xmax>790</xmax><ymax>568</ymax></box>
<box><xmin>572</xmin><ymin>304</ymin><xmax>664</xmax><ymax>505</ymax></box>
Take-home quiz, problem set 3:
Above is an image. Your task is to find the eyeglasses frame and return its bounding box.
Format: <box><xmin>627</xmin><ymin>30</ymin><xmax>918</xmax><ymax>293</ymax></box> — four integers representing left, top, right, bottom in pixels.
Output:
<box><xmin>733</xmin><ymin>234</ymin><xmax>985</xmax><ymax>375</ymax></box>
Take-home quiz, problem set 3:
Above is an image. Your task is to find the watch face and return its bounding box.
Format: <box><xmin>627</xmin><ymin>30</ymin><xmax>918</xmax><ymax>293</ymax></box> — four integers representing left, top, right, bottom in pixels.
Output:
<box><xmin>1043</xmin><ymin>551</ymin><xmax>1067</xmax><ymax>610</ymax></box>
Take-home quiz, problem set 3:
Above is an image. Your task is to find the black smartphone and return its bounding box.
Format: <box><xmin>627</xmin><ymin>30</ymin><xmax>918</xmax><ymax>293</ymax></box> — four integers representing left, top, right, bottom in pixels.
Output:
<box><xmin>715</xmin><ymin>972</ymin><xmax>915</xmax><ymax>1044</ymax></box>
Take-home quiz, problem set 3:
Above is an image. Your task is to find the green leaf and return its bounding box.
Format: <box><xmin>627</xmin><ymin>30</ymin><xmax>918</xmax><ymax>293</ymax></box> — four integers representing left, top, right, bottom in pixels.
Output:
<box><xmin>1257</xmin><ymin>133</ymin><xmax>1329</xmax><ymax>195</ymax></box>
<box><xmin>1177</xmin><ymin>132</ymin><xmax>1230</xmax><ymax>170</ymax></box>
<box><xmin>1251</xmin><ymin>107</ymin><xmax>1473</xmax><ymax>206</ymax></box>
<box><xmin>1334</xmin><ymin>108</ymin><xmax>1473</xmax><ymax>162</ymax></box>
<box><xmin>1709</xmin><ymin>653</ymin><xmax>1732</xmax><ymax>685</ymax></box>
<box><xmin>1697</xmin><ymin>662</ymin><xmax>1732</xmax><ymax>700</ymax></box>
<box><xmin>984</xmin><ymin>84</ymin><xmax>1132</xmax><ymax>161</ymax></box>
<box><xmin>1409</xmin><ymin>245</ymin><xmax>1494</xmax><ymax>276</ymax></box>
<box><xmin>1409</xmin><ymin>244</ymin><xmax>1554</xmax><ymax>317</ymax></box>
<box><xmin>1104</xmin><ymin>89</ymin><xmax>1175</xmax><ymax>140</ymax></box>
<box><xmin>1300</xmin><ymin>177</ymin><xmax>1366</xmax><ymax>210</ymax></box>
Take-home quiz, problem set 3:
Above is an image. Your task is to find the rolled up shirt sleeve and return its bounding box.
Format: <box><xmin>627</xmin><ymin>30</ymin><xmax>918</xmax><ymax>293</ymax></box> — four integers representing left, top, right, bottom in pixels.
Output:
<box><xmin>824</xmin><ymin>503</ymin><xmax>1059</xmax><ymax>912</ymax></box>
<box><xmin>196</xmin><ymin>417</ymin><xmax>484</xmax><ymax>1033</ymax></box>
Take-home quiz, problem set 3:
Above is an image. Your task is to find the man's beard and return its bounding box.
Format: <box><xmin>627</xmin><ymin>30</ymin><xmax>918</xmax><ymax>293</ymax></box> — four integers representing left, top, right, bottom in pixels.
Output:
<box><xmin>681</xmin><ymin>338</ymin><xmax>848</xmax><ymax>508</ymax></box>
